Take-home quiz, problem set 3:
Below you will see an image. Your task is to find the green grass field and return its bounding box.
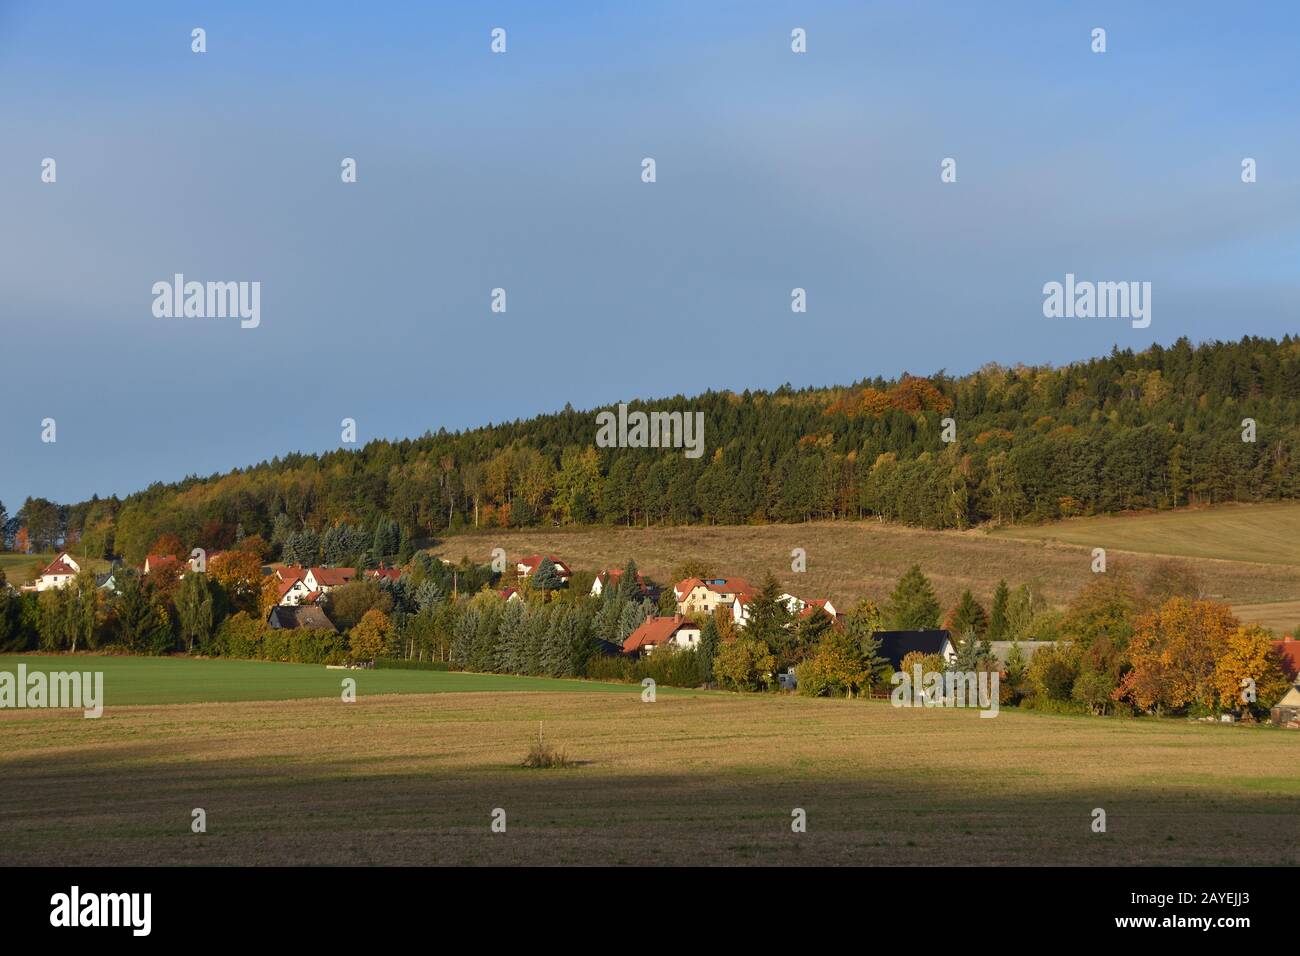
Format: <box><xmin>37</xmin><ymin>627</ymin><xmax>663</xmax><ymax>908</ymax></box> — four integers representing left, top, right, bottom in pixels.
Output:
<box><xmin>0</xmin><ymin>655</ymin><xmax>685</xmax><ymax>706</ymax></box>
<box><xmin>0</xmin><ymin>552</ymin><xmax>51</xmax><ymax>586</ymax></box>
<box><xmin>0</xmin><ymin>552</ymin><xmax>112</xmax><ymax>587</ymax></box>
<box><xmin>990</xmin><ymin>501</ymin><xmax>1300</xmax><ymax>567</ymax></box>
<box><xmin>0</xmin><ymin>656</ymin><xmax>1296</xmax><ymax>866</ymax></box>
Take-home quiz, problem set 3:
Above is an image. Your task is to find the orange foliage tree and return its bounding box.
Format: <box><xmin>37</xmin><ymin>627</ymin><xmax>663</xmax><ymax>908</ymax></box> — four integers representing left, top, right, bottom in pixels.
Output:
<box><xmin>209</xmin><ymin>550</ymin><xmax>265</xmax><ymax>613</ymax></box>
<box><xmin>1115</xmin><ymin>598</ymin><xmax>1238</xmax><ymax>715</ymax></box>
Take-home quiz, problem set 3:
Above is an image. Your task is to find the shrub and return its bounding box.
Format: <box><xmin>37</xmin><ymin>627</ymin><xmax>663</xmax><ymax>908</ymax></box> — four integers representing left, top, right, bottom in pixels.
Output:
<box><xmin>522</xmin><ymin>724</ymin><xmax>571</xmax><ymax>769</ymax></box>
<box><xmin>584</xmin><ymin>654</ymin><xmax>635</xmax><ymax>682</ymax></box>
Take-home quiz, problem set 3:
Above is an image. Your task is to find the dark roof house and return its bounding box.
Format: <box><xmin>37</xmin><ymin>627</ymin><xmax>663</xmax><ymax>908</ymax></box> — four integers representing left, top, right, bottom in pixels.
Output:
<box><xmin>267</xmin><ymin>605</ymin><xmax>337</xmax><ymax>632</ymax></box>
<box><xmin>873</xmin><ymin>631</ymin><xmax>956</xmax><ymax>671</ymax></box>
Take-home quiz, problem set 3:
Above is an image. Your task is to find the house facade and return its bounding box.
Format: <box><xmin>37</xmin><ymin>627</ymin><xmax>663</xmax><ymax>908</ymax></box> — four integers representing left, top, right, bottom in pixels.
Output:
<box><xmin>733</xmin><ymin>591</ymin><xmax>837</xmax><ymax>628</ymax></box>
<box><xmin>623</xmin><ymin>615</ymin><xmax>702</xmax><ymax>657</ymax></box>
<box><xmin>303</xmin><ymin>567</ymin><xmax>357</xmax><ymax>593</ymax></box>
<box><xmin>675</xmin><ymin>577</ymin><xmax>753</xmax><ymax>616</ymax></box>
<box><xmin>23</xmin><ymin>552</ymin><xmax>81</xmax><ymax>592</ymax></box>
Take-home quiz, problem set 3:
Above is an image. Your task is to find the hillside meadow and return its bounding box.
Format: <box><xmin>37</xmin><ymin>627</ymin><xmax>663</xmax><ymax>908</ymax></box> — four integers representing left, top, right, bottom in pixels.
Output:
<box><xmin>426</xmin><ymin>517</ymin><xmax>1300</xmax><ymax>625</ymax></box>
<box><xmin>990</xmin><ymin>501</ymin><xmax>1300</xmax><ymax>567</ymax></box>
<box><xmin>1</xmin><ymin>666</ymin><xmax>1295</xmax><ymax>866</ymax></box>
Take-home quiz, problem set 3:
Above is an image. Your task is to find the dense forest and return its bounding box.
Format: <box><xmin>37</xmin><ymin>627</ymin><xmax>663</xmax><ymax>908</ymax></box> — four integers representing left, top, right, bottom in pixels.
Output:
<box><xmin>6</xmin><ymin>335</ymin><xmax>1300</xmax><ymax>565</ymax></box>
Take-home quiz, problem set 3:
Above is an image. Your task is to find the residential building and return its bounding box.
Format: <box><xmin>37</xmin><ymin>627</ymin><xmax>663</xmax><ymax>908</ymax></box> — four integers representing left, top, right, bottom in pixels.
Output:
<box><xmin>675</xmin><ymin>577</ymin><xmax>754</xmax><ymax>616</ymax></box>
<box><xmin>516</xmin><ymin>555</ymin><xmax>571</xmax><ymax>581</ymax></box>
<box><xmin>873</xmin><ymin>631</ymin><xmax>957</xmax><ymax>671</ymax></box>
<box><xmin>623</xmin><ymin>615</ymin><xmax>702</xmax><ymax>657</ymax></box>
<box><xmin>303</xmin><ymin>567</ymin><xmax>357</xmax><ymax>593</ymax></box>
<box><xmin>267</xmin><ymin>605</ymin><xmax>338</xmax><ymax>633</ymax></box>
<box><xmin>22</xmin><ymin>552</ymin><xmax>81</xmax><ymax>592</ymax></box>
<box><xmin>591</xmin><ymin>568</ymin><xmax>647</xmax><ymax>597</ymax></box>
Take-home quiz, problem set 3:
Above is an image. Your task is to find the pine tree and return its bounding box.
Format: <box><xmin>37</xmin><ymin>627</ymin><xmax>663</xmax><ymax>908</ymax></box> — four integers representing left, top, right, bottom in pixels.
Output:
<box><xmin>989</xmin><ymin>580</ymin><xmax>1010</xmax><ymax>640</ymax></box>
<box><xmin>946</xmin><ymin>589</ymin><xmax>989</xmax><ymax>638</ymax></box>
<box><xmin>887</xmin><ymin>564</ymin><xmax>941</xmax><ymax>630</ymax></box>
<box><xmin>533</xmin><ymin>557</ymin><xmax>564</xmax><ymax>591</ymax></box>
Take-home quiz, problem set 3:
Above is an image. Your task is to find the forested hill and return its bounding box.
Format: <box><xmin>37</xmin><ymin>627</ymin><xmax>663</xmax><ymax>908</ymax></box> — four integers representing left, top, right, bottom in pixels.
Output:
<box><xmin>23</xmin><ymin>336</ymin><xmax>1300</xmax><ymax>564</ymax></box>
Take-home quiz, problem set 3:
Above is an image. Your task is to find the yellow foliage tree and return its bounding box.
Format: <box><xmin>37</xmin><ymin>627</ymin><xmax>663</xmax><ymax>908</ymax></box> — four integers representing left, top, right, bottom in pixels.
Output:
<box><xmin>1212</xmin><ymin>625</ymin><xmax>1292</xmax><ymax>716</ymax></box>
<box><xmin>349</xmin><ymin>608</ymin><xmax>391</xmax><ymax>661</ymax></box>
<box><xmin>712</xmin><ymin>637</ymin><xmax>776</xmax><ymax>692</ymax></box>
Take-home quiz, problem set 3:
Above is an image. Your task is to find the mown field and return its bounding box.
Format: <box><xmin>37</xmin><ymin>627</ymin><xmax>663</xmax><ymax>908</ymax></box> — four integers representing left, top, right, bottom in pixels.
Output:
<box><xmin>0</xmin><ymin>659</ymin><xmax>1295</xmax><ymax>866</ymax></box>
<box><xmin>0</xmin><ymin>655</ymin><xmax>688</xmax><ymax>706</ymax></box>
<box><xmin>990</xmin><ymin>501</ymin><xmax>1300</xmax><ymax>566</ymax></box>
<box><xmin>990</xmin><ymin>502</ymin><xmax>1300</xmax><ymax>632</ymax></box>
<box><xmin>427</xmin><ymin>515</ymin><xmax>1300</xmax><ymax>629</ymax></box>
<box><xmin>0</xmin><ymin>552</ymin><xmax>52</xmax><ymax>586</ymax></box>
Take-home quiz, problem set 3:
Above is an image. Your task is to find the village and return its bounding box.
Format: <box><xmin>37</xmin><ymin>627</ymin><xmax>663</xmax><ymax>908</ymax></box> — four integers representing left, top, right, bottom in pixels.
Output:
<box><xmin>12</xmin><ymin>544</ymin><xmax>1300</xmax><ymax>727</ymax></box>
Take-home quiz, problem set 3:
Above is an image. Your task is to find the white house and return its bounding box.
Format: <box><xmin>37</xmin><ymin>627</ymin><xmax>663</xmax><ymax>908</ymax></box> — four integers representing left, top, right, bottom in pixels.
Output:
<box><xmin>302</xmin><ymin>566</ymin><xmax>357</xmax><ymax>594</ymax></box>
<box><xmin>277</xmin><ymin>573</ymin><xmax>313</xmax><ymax>607</ymax></box>
<box><xmin>591</xmin><ymin>567</ymin><xmax>646</xmax><ymax>597</ymax></box>
<box><xmin>23</xmin><ymin>553</ymin><xmax>81</xmax><ymax>592</ymax></box>
<box><xmin>674</xmin><ymin>576</ymin><xmax>753</xmax><ymax>616</ymax></box>
<box><xmin>623</xmin><ymin>615</ymin><xmax>702</xmax><ymax>657</ymax></box>
<box><xmin>733</xmin><ymin>592</ymin><xmax>837</xmax><ymax>628</ymax></box>
<box><xmin>517</xmin><ymin>555</ymin><xmax>572</xmax><ymax>581</ymax></box>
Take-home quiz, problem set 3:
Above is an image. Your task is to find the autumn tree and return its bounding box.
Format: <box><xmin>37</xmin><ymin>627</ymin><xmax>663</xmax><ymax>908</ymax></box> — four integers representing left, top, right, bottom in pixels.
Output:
<box><xmin>1116</xmin><ymin>598</ymin><xmax>1239</xmax><ymax>715</ymax></box>
<box><xmin>713</xmin><ymin>637</ymin><xmax>776</xmax><ymax>692</ymax></box>
<box><xmin>149</xmin><ymin>532</ymin><xmax>184</xmax><ymax>559</ymax></box>
<box><xmin>798</xmin><ymin>629</ymin><xmax>871</xmax><ymax>698</ymax></box>
<box><xmin>1061</xmin><ymin>569</ymin><xmax>1140</xmax><ymax>648</ymax></box>
<box><xmin>1212</xmin><ymin>625</ymin><xmax>1292</xmax><ymax>718</ymax></box>
<box><xmin>323</xmin><ymin>578</ymin><xmax>393</xmax><ymax>631</ymax></box>
<box><xmin>209</xmin><ymin>550</ymin><xmax>264</xmax><ymax>613</ymax></box>
<box><xmin>349</xmin><ymin>608</ymin><xmax>391</xmax><ymax>661</ymax></box>
<box><xmin>235</xmin><ymin>534</ymin><xmax>272</xmax><ymax>561</ymax></box>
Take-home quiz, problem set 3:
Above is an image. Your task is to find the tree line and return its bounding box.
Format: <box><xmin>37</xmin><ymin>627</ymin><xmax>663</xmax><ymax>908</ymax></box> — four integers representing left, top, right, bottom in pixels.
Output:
<box><xmin>5</xmin><ymin>335</ymin><xmax>1300</xmax><ymax>563</ymax></box>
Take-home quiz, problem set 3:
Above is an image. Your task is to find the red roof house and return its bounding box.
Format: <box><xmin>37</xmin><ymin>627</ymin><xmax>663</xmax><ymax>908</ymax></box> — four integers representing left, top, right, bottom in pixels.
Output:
<box><xmin>1272</xmin><ymin>636</ymin><xmax>1300</xmax><ymax>682</ymax></box>
<box><xmin>623</xmin><ymin>615</ymin><xmax>702</xmax><ymax>656</ymax></box>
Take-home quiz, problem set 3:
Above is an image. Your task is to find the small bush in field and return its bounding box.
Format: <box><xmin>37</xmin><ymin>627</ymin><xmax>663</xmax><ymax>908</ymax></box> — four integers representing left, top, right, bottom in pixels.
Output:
<box><xmin>522</xmin><ymin>723</ymin><xmax>572</xmax><ymax>769</ymax></box>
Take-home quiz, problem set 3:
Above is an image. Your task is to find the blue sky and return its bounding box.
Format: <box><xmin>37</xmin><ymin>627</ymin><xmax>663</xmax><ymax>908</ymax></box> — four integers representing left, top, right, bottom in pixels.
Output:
<box><xmin>2</xmin><ymin>1</ymin><xmax>1298</xmax><ymax>510</ymax></box>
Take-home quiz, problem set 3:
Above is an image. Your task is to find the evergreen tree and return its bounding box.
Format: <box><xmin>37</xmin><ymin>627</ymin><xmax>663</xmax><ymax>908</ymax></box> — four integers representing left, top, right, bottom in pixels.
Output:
<box><xmin>988</xmin><ymin>580</ymin><xmax>1010</xmax><ymax>641</ymax></box>
<box><xmin>887</xmin><ymin>564</ymin><xmax>941</xmax><ymax>630</ymax></box>
<box><xmin>616</xmin><ymin>558</ymin><xmax>640</xmax><ymax>600</ymax></box>
<box><xmin>946</xmin><ymin>589</ymin><xmax>989</xmax><ymax>638</ymax></box>
<box><xmin>532</xmin><ymin>557</ymin><xmax>565</xmax><ymax>591</ymax></box>
<box><xmin>745</xmin><ymin>575</ymin><xmax>794</xmax><ymax>664</ymax></box>
<box><xmin>951</xmin><ymin>629</ymin><xmax>992</xmax><ymax>671</ymax></box>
